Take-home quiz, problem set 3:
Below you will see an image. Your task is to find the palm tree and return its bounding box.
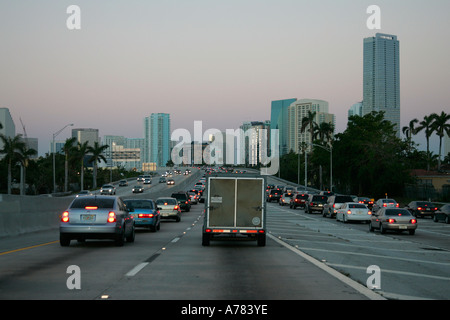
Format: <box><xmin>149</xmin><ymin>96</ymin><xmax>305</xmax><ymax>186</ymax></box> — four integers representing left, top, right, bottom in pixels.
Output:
<box><xmin>62</xmin><ymin>137</ymin><xmax>77</xmax><ymax>192</ymax></box>
<box><xmin>431</xmin><ymin>111</ymin><xmax>450</xmax><ymax>171</ymax></box>
<box><xmin>88</xmin><ymin>142</ymin><xmax>109</xmax><ymax>189</ymax></box>
<box><xmin>300</xmin><ymin>110</ymin><xmax>317</xmax><ymax>151</ymax></box>
<box><xmin>75</xmin><ymin>141</ymin><xmax>89</xmax><ymax>191</ymax></box>
<box><xmin>416</xmin><ymin>115</ymin><xmax>435</xmax><ymax>171</ymax></box>
<box><xmin>402</xmin><ymin>118</ymin><xmax>419</xmax><ymax>153</ymax></box>
<box><xmin>313</xmin><ymin>122</ymin><xmax>334</xmax><ymax>146</ymax></box>
<box><xmin>19</xmin><ymin>145</ymin><xmax>37</xmax><ymax>195</ymax></box>
<box><xmin>0</xmin><ymin>134</ymin><xmax>26</xmax><ymax>194</ymax></box>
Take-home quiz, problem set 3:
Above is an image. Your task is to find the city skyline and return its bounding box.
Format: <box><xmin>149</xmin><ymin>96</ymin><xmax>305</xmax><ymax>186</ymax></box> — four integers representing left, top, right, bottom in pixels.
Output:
<box><xmin>1</xmin><ymin>1</ymin><xmax>449</xmax><ymax>157</ymax></box>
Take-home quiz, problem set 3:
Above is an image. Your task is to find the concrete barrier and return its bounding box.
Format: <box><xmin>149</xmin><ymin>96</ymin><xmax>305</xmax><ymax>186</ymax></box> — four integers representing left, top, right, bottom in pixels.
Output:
<box><xmin>0</xmin><ymin>194</ymin><xmax>73</xmax><ymax>238</ymax></box>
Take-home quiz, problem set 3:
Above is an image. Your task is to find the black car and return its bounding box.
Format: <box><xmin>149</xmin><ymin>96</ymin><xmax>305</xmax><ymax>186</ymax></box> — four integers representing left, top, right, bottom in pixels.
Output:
<box><xmin>433</xmin><ymin>204</ymin><xmax>450</xmax><ymax>224</ymax></box>
<box><xmin>405</xmin><ymin>201</ymin><xmax>438</xmax><ymax>218</ymax></box>
<box><xmin>266</xmin><ymin>189</ymin><xmax>282</xmax><ymax>202</ymax></box>
<box><xmin>171</xmin><ymin>191</ymin><xmax>191</xmax><ymax>212</ymax></box>
<box><xmin>305</xmin><ymin>194</ymin><xmax>328</xmax><ymax>214</ymax></box>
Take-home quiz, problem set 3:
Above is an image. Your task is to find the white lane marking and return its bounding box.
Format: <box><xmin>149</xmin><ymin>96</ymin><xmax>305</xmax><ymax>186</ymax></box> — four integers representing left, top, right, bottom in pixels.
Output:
<box><xmin>268</xmin><ymin>233</ymin><xmax>385</xmax><ymax>300</ymax></box>
<box><xmin>125</xmin><ymin>262</ymin><xmax>149</xmax><ymax>277</ymax></box>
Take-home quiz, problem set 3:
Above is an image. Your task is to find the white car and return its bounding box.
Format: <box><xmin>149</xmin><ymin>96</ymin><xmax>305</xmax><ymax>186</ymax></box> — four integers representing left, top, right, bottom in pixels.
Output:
<box><xmin>336</xmin><ymin>202</ymin><xmax>372</xmax><ymax>223</ymax></box>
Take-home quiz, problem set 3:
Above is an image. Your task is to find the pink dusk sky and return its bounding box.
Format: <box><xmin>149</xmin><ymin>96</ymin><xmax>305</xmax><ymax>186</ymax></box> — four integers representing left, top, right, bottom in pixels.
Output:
<box><xmin>1</xmin><ymin>0</ymin><xmax>449</xmax><ymax>156</ymax></box>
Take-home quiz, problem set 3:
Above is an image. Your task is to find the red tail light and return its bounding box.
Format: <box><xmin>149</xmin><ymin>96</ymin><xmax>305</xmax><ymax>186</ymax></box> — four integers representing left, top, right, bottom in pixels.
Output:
<box><xmin>138</xmin><ymin>213</ymin><xmax>154</xmax><ymax>218</ymax></box>
<box><xmin>347</xmin><ymin>210</ymin><xmax>352</xmax><ymax>215</ymax></box>
<box><xmin>61</xmin><ymin>211</ymin><xmax>69</xmax><ymax>222</ymax></box>
<box><xmin>107</xmin><ymin>212</ymin><xmax>116</xmax><ymax>223</ymax></box>
<box><xmin>395</xmin><ymin>203</ymin><xmax>399</xmax><ymax>207</ymax></box>
<box><xmin>174</xmin><ymin>205</ymin><xmax>179</xmax><ymax>210</ymax></box>
<box><xmin>411</xmin><ymin>219</ymin><xmax>417</xmax><ymax>224</ymax></box>
<box><xmin>388</xmin><ymin>218</ymin><xmax>396</xmax><ymax>223</ymax></box>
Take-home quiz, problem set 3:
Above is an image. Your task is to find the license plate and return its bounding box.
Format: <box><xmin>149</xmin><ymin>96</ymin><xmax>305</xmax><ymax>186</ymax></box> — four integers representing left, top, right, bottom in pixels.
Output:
<box><xmin>357</xmin><ymin>211</ymin><xmax>362</xmax><ymax>214</ymax></box>
<box><xmin>399</xmin><ymin>225</ymin><xmax>407</xmax><ymax>229</ymax></box>
<box><xmin>81</xmin><ymin>214</ymin><xmax>96</xmax><ymax>221</ymax></box>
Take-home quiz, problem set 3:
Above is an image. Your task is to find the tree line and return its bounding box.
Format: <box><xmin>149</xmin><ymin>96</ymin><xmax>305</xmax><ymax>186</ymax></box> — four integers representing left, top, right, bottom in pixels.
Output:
<box><xmin>0</xmin><ymin>133</ymin><xmax>115</xmax><ymax>195</ymax></box>
<box><xmin>277</xmin><ymin>110</ymin><xmax>450</xmax><ymax>199</ymax></box>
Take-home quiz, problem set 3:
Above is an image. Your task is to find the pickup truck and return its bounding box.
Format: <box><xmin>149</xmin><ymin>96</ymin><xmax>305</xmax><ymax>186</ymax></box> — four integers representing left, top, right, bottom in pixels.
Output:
<box><xmin>202</xmin><ymin>174</ymin><xmax>266</xmax><ymax>246</ymax></box>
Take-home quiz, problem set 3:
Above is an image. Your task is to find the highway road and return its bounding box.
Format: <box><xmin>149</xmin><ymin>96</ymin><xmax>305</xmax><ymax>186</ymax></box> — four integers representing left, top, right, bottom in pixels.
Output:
<box><xmin>0</xmin><ymin>169</ymin><xmax>449</xmax><ymax>305</ymax></box>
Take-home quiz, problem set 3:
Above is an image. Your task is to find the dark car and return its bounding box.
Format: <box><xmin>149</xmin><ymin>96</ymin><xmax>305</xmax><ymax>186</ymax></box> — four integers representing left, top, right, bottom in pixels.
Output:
<box><xmin>405</xmin><ymin>201</ymin><xmax>438</xmax><ymax>218</ymax></box>
<box><xmin>433</xmin><ymin>204</ymin><xmax>450</xmax><ymax>224</ymax></box>
<box><xmin>305</xmin><ymin>194</ymin><xmax>328</xmax><ymax>214</ymax></box>
<box><xmin>171</xmin><ymin>191</ymin><xmax>191</xmax><ymax>212</ymax></box>
<box><xmin>323</xmin><ymin>195</ymin><xmax>354</xmax><ymax>218</ymax></box>
<box><xmin>123</xmin><ymin>199</ymin><xmax>161</xmax><ymax>232</ymax></box>
<box><xmin>357</xmin><ymin>197</ymin><xmax>374</xmax><ymax>210</ymax></box>
<box><xmin>266</xmin><ymin>189</ymin><xmax>282</xmax><ymax>202</ymax></box>
<box><xmin>290</xmin><ymin>193</ymin><xmax>309</xmax><ymax>209</ymax></box>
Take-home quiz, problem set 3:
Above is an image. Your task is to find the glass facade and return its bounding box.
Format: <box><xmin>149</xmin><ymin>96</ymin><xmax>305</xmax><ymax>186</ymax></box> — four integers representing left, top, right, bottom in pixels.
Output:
<box><xmin>144</xmin><ymin>113</ymin><xmax>170</xmax><ymax>167</ymax></box>
<box><xmin>270</xmin><ymin>98</ymin><xmax>297</xmax><ymax>156</ymax></box>
<box><xmin>363</xmin><ymin>33</ymin><xmax>400</xmax><ymax>136</ymax></box>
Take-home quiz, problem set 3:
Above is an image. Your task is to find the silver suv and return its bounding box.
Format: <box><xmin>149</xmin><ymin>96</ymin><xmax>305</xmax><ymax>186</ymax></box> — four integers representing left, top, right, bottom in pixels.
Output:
<box><xmin>100</xmin><ymin>184</ymin><xmax>116</xmax><ymax>195</ymax></box>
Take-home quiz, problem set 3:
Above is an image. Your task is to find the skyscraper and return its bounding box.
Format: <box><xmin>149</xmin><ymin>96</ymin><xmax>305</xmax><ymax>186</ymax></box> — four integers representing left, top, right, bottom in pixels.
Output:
<box><xmin>144</xmin><ymin>113</ymin><xmax>170</xmax><ymax>167</ymax></box>
<box><xmin>270</xmin><ymin>98</ymin><xmax>297</xmax><ymax>156</ymax></box>
<box><xmin>363</xmin><ymin>33</ymin><xmax>400</xmax><ymax>136</ymax></box>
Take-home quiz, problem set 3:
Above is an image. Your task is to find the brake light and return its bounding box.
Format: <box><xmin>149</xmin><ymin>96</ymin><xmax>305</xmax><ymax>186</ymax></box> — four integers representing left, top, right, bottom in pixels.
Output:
<box><xmin>61</xmin><ymin>211</ymin><xmax>69</xmax><ymax>222</ymax></box>
<box><xmin>383</xmin><ymin>203</ymin><xmax>387</xmax><ymax>207</ymax></box>
<box><xmin>388</xmin><ymin>218</ymin><xmax>396</xmax><ymax>223</ymax></box>
<box><xmin>417</xmin><ymin>207</ymin><xmax>422</xmax><ymax>211</ymax></box>
<box><xmin>368</xmin><ymin>211</ymin><xmax>372</xmax><ymax>215</ymax></box>
<box><xmin>138</xmin><ymin>213</ymin><xmax>154</xmax><ymax>218</ymax></box>
<box><xmin>347</xmin><ymin>210</ymin><xmax>352</xmax><ymax>215</ymax></box>
<box><xmin>411</xmin><ymin>219</ymin><xmax>417</xmax><ymax>224</ymax></box>
<box><xmin>174</xmin><ymin>205</ymin><xmax>179</xmax><ymax>210</ymax></box>
<box><xmin>395</xmin><ymin>203</ymin><xmax>399</xmax><ymax>207</ymax></box>
<box><xmin>85</xmin><ymin>206</ymin><xmax>98</xmax><ymax>210</ymax></box>
<box><xmin>107</xmin><ymin>212</ymin><xmax>116</xmax><ymax>223</ymax></box>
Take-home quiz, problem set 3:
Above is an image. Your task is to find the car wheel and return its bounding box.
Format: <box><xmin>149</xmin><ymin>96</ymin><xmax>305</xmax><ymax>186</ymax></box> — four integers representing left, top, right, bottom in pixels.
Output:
<box><xmin>202</xmin><ymin>233</ymin><xmax>210</xmax><ymax>246</ymax></box>
<box><xmin>445</xmin><ymin>216</ymin><xmax>450</xmax><ymax>224</ymax></box>
<box><xmin>380</xmin><ymin>224</ymin><xmax>386</xmax><ymax>234</ymax></box>
<box><xmin>433</xmin><ymin>215</ymin><xmax>439</xmax><ymax>222</ymax></box>
<box><xmin>60</xmin><ymin>234</ymin><xmax>71</xmax><ymax>247</ymax></box>
<box><xmin>115</xmin><ymin>230</ymin><xmax>125</xmax><ymax>246</ymax></box>
<box><xmin>126</xmin><ymin>225</ymin><xmax>135</xmax><ymax>243</ymax></box>
<box><xmin>257</xmin><ymin>234</ymin><xmax>266</xmax><ymax>247</ymax></box>
<box><xmin>369</xmin><ymin>222</ymin><xmax>374</xmax><ymax>232</ymax></box>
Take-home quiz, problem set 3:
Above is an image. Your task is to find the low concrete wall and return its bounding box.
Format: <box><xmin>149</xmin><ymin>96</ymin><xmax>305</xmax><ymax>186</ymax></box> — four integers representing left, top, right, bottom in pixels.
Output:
<box><xmin>0</xmin><ymin>194</ymin><xmax>74</xmax><ymax>238</ymax></box>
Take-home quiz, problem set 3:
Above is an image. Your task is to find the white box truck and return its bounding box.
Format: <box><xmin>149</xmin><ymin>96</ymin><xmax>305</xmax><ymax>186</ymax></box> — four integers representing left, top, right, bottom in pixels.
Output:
<box><xmin>202</xmin><ymin>174</ymin><xmax>266</xmax><ymax>246</ymax></box>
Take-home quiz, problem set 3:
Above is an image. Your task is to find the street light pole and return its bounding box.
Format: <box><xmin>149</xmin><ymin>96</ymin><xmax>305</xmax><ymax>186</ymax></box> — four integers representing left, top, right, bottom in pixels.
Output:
<box><xmin>53</xmin><ymin>123</ymin><xmax>74</xmax><ymax>193</ymax></box>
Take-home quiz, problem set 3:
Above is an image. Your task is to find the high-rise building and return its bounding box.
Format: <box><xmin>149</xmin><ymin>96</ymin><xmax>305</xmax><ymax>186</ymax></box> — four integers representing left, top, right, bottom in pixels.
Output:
<box><xmin>72</xmin><ymin>128</ymin><xmax>99</xmax><ymax>147</ymax></box>
<box><xmin>144</xmin><ymin>113</ymin><xmax>170</xmax><ymax>167</ymax></box>
<box><xmin>270</xmin><ymin>98</ymin><xmax>297</xmax><ymax>156</ymax></box>
<box><xmin>348</xmin><ymin>102</ymin><xmax>363</xmax><ymax>118</ymax></box>
<box><xmin>363</xmin><ymin>33</ymin><xmax>400</xmax><ymax>136</ymax></box>
<box><xmin>0</xmin><ymin>108</ymin><xmax>16</xmax><ymax>152</ymax></box>
<box><xmin>287</xmin><ymin>99</ymin><xmax>335</xmax><ymax>153</ymax></box>
<box><xmin>239</xmin><ymin>121</ymin><xmax>271</xmax><ymax>166</ymax></box>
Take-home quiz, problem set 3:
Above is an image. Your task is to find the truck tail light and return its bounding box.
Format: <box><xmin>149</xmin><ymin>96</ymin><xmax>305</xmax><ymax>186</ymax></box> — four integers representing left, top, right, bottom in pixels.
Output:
<box><xmin>61</xmin><ymin>211</ymin><xmax>69</xmax><ymax>222</ymax></box>
<box><xmin>108</xmin><ymin>212</ymin><xmax>116</xmax><ymax>223</ymax></box>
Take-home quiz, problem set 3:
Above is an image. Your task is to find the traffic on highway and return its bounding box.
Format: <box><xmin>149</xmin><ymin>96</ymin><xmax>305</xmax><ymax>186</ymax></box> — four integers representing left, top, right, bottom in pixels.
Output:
<box><xmin>0</xmin><ymin>167</ymin><xmax>449</xmax><ymax>304</ymax></box>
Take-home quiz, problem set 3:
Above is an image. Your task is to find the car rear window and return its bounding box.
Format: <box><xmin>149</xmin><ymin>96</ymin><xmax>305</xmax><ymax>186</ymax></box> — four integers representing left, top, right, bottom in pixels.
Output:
<box><xmin>348</xmin><ymin>204</ymin><xmax>366</xmax><ymax>208</ymax></box>
<box><xmin>312</xmin><ymin>196</ymin><xmax>327</xmax><ymax>201</ymax></box>
<box><xmin>296</xmin><ymin>194</ymin><xmax>309</xmax><ymax>199</ymax></box>
<box><xmin>335</xmin><ymin>196</ymin><xmax>353</xmax><ymax>202</ymax></box>
<box><xmin>171</xmin><ymin>193</ymin><xmax>188</xmax><ymax>200</ymax></box>
<box><xmin>124</xmin><ymin>200</ymin><xmax>154</xmax><ymax>209</ymax></box>
<box><xmin>71</xmin><ymin>198</ymin><xmax>115</xmax><ymax>209</ymax></box>
<box><xmin>156</xmin><ymin>199</ymin><xmax>177</xmax><ymax>205</ymax></box>
<box><xmin>385</xmin><ymin>209</ymin><xmax>411</xmax><ymax>216</ymax></box>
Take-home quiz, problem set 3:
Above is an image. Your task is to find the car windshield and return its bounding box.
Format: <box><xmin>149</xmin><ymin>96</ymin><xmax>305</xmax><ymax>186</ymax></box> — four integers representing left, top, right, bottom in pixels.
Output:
<box><xmin>385</xmin><ymin>209</ymin><xmax>411</xmax><ymax>216</ymax></box>
<box><xmin>71</xmin><ymin>198</ymin><xmax>115</xmax><ymax>209</ymax></box>
<box><xmin>156</xmin><ymin>199</ymin><xmax>177</xmax><ymax>205</ymax></box>
<box><xmin>124</xmin><ymin>200</ymin><xmax>153</xmax><ymax>209</ymax></box>
<box><xmin>348</xmin><ymin>204</ymin><xmax>367</xmax><ymax>208</ymax></box>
